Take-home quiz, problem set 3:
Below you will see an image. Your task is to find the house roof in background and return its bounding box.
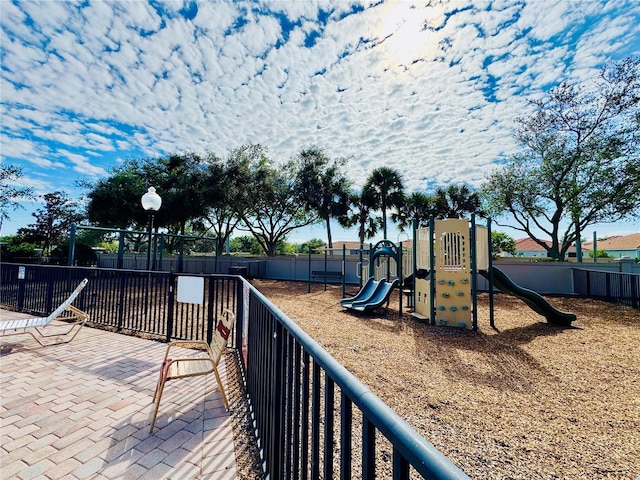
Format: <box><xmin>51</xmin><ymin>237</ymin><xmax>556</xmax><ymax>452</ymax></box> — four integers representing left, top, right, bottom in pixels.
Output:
<box><xmin>582</xmin><ymin>232</ymin><xmax>640</xmax><ymax>251</ymax></box>
<box><xmin>515</xmin><ymin>238</ymin><xmax>577</xmax><ymax>252</ymax></box>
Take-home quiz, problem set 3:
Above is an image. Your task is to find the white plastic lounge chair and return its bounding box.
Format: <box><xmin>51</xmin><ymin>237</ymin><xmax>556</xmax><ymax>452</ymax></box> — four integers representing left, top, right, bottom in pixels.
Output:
<box><xmin>150</xmin><ymin>308</ymin><xmax>235</xmax><ymax>433</ymax></box>
<box><xmin>0</xmin><ymin>278</ymin><xmax>89</xmax><ymax>346</ymax></box>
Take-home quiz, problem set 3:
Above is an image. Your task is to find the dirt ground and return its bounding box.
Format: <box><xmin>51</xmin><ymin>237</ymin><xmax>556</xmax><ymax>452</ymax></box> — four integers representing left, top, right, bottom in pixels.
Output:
<box><xmin>240</xmin><ymin>280</ymin><xmax>639</xmax><ymax>480</ymax></box>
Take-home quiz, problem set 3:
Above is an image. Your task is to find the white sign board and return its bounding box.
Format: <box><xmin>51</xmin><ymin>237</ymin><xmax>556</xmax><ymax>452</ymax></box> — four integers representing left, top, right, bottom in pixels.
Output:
<box><xmin>177</xmin><ymin>276</ymin><xmax>204</xmax><ymax>305</ymax></box>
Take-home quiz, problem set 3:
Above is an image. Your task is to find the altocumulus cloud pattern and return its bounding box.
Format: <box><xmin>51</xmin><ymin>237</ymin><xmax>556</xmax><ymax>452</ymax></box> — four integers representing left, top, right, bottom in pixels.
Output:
<box><xmin>1</xmin><ymin>0</ymin><xmax>639</xmax><ymax>233</ymax></box>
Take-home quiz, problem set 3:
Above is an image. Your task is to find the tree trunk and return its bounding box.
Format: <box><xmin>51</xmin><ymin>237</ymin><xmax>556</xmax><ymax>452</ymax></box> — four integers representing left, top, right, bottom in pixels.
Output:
<box><xmin>326</xmin><ymin>216</ymin><xmax>333</xmax><ymax>257</ymax></box>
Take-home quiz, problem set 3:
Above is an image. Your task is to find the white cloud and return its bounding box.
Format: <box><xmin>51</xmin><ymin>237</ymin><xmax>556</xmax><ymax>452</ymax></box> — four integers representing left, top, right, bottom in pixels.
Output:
<box><xmin>1</xmin><ymin>0</ymin><xmax>638</xmax><ymax>238</ymax></box>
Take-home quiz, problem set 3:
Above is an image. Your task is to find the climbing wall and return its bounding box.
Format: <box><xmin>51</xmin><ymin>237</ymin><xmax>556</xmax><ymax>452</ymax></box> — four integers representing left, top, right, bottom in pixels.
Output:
<box><xmin>434</xmin><ymin>219</ymin><xmax>472</xmax><ymax>330</ymax></box>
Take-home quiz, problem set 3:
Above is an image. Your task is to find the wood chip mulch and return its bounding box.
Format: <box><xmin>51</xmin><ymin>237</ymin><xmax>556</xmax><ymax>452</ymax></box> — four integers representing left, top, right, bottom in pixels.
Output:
<box><xmin>235</xmin><ymin>280</ymin><xmax>640</xmax><ymax>480</ymax></box>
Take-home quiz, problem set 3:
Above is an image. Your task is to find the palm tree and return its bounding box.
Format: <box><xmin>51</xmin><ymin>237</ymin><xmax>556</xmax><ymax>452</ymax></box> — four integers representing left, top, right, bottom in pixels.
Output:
<box><xmin>339</xmin><ymin>191</ymin><xmax>380</xmax><ymax>245</ymax></box>
<box><xmin>363</xmin><ymin>167</ymin><xmax>405</xmax><ymax>238</ymax></box>
<box><xmin>392</xmin><ymin>191</ymin><xmax>436</xmax><ymax>231</ymax></box>
<box><xmin>434</xmin><ymin>184</ymin><xmax>483</xmax><ymax>219</ymax></box>
<box><xmin>293</xmin><ymin>147</ymin><xmax>351</xmax><ymax>250</ymax></box>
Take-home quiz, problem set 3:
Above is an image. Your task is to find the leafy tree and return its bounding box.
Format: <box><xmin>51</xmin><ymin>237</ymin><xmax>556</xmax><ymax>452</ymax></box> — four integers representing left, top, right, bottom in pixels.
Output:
<box><xmin>392</xmin><ymin>191</ymin><xmax>435</xmax><ymax>231</ymax></box>
<box><xmin>83</xmin><ymin>161</ymin><xmax>149</xmax><ymax>230</ymax></box>
<box><xmin>299</xmin><ymin>238</ymin><xmax>326</xmax><ymax>254</ymax></box>
<box><xmin>50</xmin><ymin>242</ymin><xmax>97</xmax><ymax>266</ymax></box>
<box><xmin>482</xmin><ymin>57</ymin><xmax>640</xmax><ymax>260</ymax></box>
<box><xmin>156</xmin><ymin>152</ymin><xmax>209</xmax><ymax>237</ymax></box>
<box><xmin>233</xmin><ymin>146</ymin><xmax>316</xmax><ymax>256</ymax></box>
<box><xmin>491</xmin><ymin>231</ymin><xmax>516</xmax><ymax>257</ymax></box>
<box><xmin>293</xmin><ymin>147</ymin><xmax>351</xmax><ymax>250</ymax></box>
<box><xmin>85</xmin><ymin>153</ymin><xmax>209</xmax><ymax>235</ymax></box>
<box><xmin>276</xmin><ymin>240</ymin><xmax>298</xmax><ymax>255</ymax></box>
<box><xmin>18</xmin><ymin>191</ymin><xmax>84</xmax><ymax>255</ymax></box>
<box><xmin>339</xmin><ymin>190</ymin><xmax>380</xmax><ymax>245</ymax></box>
<box><xmin>362</xmin><ymin>167</ymin><xmax>405</xmax><ymax>239</ymax></box>
<box><xmin>434</xmin><ymin>184</ymin><xmax>483</xmax><ymax>219</ymax></box>
<box><xmin>0</xmin><ymin>235</ymin><xmax>40</xmax><ymax>263</ymax></box>
<box><xmin>0</xmin><ymin>164</ymin><xmax>36</xmax><ymax>232</ymax></box>
<box><xmin>194</xmin><ymin>149</ymin><xmax>251</xmax><ymax>256</ymax></box>
<box><xmin>229</xmin><ymin>235</ymin><xmax>263</xmax><ymax>255</ymax></box>
<box><xmin>588</xmin><ymin>249</ymin><xmax>614</xmax><ymax>259</ymax></box>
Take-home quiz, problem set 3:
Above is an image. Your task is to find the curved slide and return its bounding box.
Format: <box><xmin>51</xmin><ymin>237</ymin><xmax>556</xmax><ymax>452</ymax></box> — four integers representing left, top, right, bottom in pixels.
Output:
<box><xmin>480</xmin><ymin>267</ymin><xmax>576</xmax><ymax>326</ymax></box>
<box><xmin>340</xmin><ymin>277</ymin><xmax>380</xmax><ymax>309</ymax></box>
<box><xmin>342</xmin><ymin>278</ymin><xmax>399</xmax><ymax>312</ymax></box>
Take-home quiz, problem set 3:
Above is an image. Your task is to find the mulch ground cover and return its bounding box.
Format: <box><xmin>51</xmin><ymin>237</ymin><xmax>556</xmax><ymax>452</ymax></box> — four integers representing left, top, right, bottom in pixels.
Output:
<box><xmin>237</xmin><ymin>280</ymin><xmax>639</xmax><ymax>480</ymax></box>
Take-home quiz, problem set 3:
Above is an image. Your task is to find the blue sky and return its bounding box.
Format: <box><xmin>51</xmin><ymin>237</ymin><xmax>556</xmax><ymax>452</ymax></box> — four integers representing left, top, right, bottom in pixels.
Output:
<box><xmin>1</xmin><ymin>0</ymin><xmax>639</xmax><ymax>243</ymax></box>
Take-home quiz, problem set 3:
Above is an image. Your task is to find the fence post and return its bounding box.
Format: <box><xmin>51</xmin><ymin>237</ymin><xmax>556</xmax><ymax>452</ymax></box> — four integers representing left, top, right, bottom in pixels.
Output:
<box><xmin>45</xmin><ymin>278</ymin><xmax>55</xmax><ymax>315</ymax></box>
<box><xmin>166</xmin><ymin>273</ymin><xmax>176</xmax><ymax>342</ymax></box>
<box><xmin>117</xmin><ymin>273</ymin><xmax>126</xmax><ymax>331</ymax></box>
<box><xmin>270</xmin><ymin>319</ymin><xmax>285</xmax><ymax>479</ymax></box>
<box><xmin>17</xmin><ymin>268</ymin><xmax>26</xmax><ymax>311</ymax></box>
<box><xmin>235</xmin><ymin>277</ymin><xmax>244</xmax><ymax>351</ymax></box>
<box><xmin>206</xmin><ymin>276</ymin><xmax>215</xmax><ymax>345</ymax></box>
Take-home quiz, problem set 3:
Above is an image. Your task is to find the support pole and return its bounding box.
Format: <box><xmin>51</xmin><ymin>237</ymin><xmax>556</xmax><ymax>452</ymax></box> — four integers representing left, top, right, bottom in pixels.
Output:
<box><xmin>470</xmin><ymin>215</ymin><xmax>478</xmax><ymax>332</ymax></box>
<box><xmin>429</xmin><ymin>216</ymin><xmax>435</xmax><ymax>326</ymax></box>
<box><xmin>342</xmin><ymin>244</ymin><xmax>346</xmax><ymax>298</ymax></box>
<box><xmin>146</xmin><ymin>213</ymin><xmax>154</xmax><ymax>271</ymax></box>
<box><xmin>487</xmin><ymin>218</ymin><xmax>495</xmax><ymax>329</ymax></box>
<box><xmin>68</xmin><ymin>223</ymin><xmax>76</xmax><ymax>266</ymax></box>
<box><xmin>307</xmin><ymin>249</ymin><xmax>312</xmax><ymax>293</ymax></box>
<box><xmin>117</xmin><ymin>231</ymin><xmax>125</xmax><ymax>269</ymax></box>
<box><xmin>398</xmin><ymin>241</ymin><xmax>403</xmax><ymax>316</ymax></box>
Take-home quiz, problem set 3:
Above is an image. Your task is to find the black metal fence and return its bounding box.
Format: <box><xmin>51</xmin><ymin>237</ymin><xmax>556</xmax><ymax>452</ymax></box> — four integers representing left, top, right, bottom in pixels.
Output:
<box><xmin>1</xmin><ymin>263</ymin><xmax>469</xmax><ymax>479</ymax></box>
<box><xmin>0</xmin><ymin>263</ymin><xmax>239</xmax><ymax>342</ymax></box>
<box><xmin>244</xmin><ymin>285</ymin><xmax>468</xmax><ymax>479</ymax></box>
<box><xmin>572</xmin><ymin>268</ymin><xmax>640</xmax><ymax>310</ymax></box>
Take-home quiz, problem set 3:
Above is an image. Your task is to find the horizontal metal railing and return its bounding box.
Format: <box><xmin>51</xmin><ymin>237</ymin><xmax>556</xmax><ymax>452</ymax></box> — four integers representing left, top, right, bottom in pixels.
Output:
<box><xmin>572</xmin><ymin>268</ymin><xmax>639</xmax><ymax>310</ymax></box>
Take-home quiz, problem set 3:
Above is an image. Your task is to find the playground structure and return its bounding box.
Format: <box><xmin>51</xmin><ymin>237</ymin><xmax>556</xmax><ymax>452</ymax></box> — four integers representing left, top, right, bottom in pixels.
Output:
<box><xmin>412</xmin><ymin>217</ymin><xmax>486</xmax><ymax>330</ymax></box>
<box><xmin>343</xmin><ymin>216</ymin><xmax>576</xmax><ymax>329</ymax></box>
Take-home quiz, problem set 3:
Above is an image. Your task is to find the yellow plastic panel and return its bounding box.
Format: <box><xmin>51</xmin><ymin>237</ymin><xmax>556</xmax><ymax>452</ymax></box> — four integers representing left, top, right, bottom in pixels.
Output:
<box><xmin>414</xmin><ymin>278</ymin><xmax>431</xmax><ymax>319</ymax></box>
<box><xmin>434</xmin><ymin>219</ymin><xmax>469</xmax><ymax>272</ymax></box>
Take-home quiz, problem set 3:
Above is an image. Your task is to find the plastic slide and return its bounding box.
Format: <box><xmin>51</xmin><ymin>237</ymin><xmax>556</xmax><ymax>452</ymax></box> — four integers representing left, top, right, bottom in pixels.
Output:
<box><xmin>340</xmin><ymin>277</ymin><xmax>381</xmax><ymax>309</ymax></box>
<box><xmin>348</xmin><ymin>279</ymin><xmax>400</xmax><ymax>312</ymax></box>
<box><xmin>480</xmin><ymin>267</ymin><xmax>576</xmax><ymax>326</ymax></box>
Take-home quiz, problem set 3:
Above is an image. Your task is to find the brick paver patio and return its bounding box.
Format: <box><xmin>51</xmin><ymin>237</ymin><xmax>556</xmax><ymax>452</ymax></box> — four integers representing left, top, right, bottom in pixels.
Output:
<box><xmin>0</xmin><ymin>310</ymin><xmax>237</xmax><ymax>479</ymax></box>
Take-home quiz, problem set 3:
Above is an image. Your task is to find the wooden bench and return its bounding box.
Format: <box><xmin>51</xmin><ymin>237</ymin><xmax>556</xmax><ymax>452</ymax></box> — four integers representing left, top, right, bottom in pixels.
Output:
<box><xmin>311</xmin><ymin>270</ymin><xmax>343</xmax><ymax>283</ymax></box>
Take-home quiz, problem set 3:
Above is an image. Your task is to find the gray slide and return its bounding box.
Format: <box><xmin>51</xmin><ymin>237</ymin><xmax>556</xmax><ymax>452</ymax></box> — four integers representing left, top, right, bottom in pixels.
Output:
<box><xmin>347</xmin><ymin>279</ymin><xmax>399</xmax><ymax>312</ymax></box>
<box><xmin>340</xmin><ymin>277</ymin><xmax>380</xmax><ymax>309</ymax></box>
<box><xmin>480</xmin><ymin>267</ymin><xmax>576</xmax><ymax>326</ymax></box>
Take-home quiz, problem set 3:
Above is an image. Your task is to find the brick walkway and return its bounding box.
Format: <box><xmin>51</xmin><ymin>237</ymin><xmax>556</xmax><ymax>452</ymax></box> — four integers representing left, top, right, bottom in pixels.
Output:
<box><xmin>0</xmin><ymin>310</ymin><xmax>237</xmax><ymax>479</ymax></box>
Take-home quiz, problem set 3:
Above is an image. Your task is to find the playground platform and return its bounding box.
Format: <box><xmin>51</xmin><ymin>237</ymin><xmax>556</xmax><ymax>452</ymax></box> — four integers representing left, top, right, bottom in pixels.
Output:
<box><xmin>0</xmin><ymin>309</ymin><xmax>238</xmax><ymax>479</ymax></box>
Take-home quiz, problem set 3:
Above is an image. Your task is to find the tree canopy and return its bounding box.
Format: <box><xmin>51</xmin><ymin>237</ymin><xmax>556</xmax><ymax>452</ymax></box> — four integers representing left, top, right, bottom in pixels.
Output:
<box><xmin>339</xmin><ymin>190</ymin><xmax>380</xmax><ymax>245</ymax></box>
<box><xmin>482</xmin><ymin>57</ymin><xmax>640</xmax><ymax>259</ymax></box>
<box><xmin>0</xmin><ymin>164</ymin><xmax>36</xmax><ymax>232</ymax></box>
<box><xmin>232</xmin><ymin>146</ymin><xmax>317</xmax><ymax>256</ymax></box>
<box><xmin>18</xmin><ymin>191</ymin><xmax>84</xmax><ymax>255</ymax></box>
<box><xmin>293</xmin><ymin>146</ymin><xmax>351</xmax><ymax>250</ymax></box>
<box><xmin>363</xmin><ymin>167</ymin><xmax>404</xmax><ymax>239</ymax></box>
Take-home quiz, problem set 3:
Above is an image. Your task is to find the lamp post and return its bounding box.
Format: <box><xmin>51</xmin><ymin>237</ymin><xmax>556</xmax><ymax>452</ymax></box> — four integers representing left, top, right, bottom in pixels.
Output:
<box><xmin>141</xmin><ymin>187</ymin><xmax>162</xmax><ymax>270</ymax></box>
